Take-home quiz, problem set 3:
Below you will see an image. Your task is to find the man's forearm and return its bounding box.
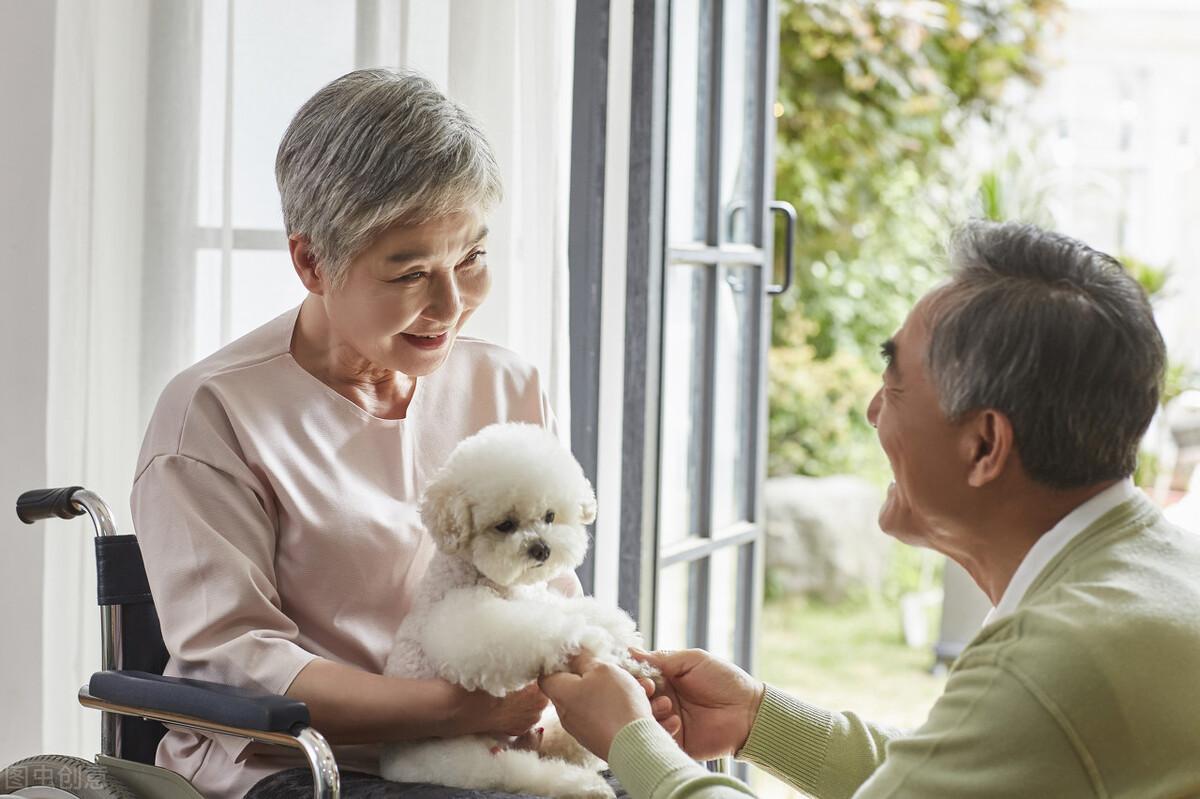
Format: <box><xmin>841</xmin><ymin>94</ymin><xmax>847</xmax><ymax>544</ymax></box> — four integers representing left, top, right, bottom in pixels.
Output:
<box><xmin>736</xmin><ymin>686</ymin><xmax>901</xmax><ymax>799</ymax></box>
<box><xmin>609</xmin><ymin>719</ymin><xmax>757</xmax><ymax>799</ymax></box>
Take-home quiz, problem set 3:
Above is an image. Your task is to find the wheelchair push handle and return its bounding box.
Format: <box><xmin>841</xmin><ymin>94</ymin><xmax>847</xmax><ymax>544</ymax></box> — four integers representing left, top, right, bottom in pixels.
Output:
<box><xmin>17</xmin><ymin>486</ymin><xmax>87</xmax><ymax>523</ymax></box>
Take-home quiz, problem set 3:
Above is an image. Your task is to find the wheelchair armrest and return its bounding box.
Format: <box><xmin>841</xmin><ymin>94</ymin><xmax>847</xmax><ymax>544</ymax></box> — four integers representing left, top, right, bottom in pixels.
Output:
<box><xmin>88</xmin><ymin>670</ymin><xmax>310</xmax><ymax>733</ymax></box>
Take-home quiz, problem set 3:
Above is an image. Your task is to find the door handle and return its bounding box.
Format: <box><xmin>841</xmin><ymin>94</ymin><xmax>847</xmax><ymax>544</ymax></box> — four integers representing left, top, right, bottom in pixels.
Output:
<box><xmin>766</xmin><ymin>200</ymin><xmax>797</xmax><ymax>296</ymax></box>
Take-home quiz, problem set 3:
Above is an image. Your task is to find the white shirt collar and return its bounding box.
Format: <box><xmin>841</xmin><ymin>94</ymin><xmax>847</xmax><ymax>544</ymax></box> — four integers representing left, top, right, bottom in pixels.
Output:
<box><xmin>982</xmin><ymin>479</ymin><xmax>1138</xmax><ymax>627</ymax></box>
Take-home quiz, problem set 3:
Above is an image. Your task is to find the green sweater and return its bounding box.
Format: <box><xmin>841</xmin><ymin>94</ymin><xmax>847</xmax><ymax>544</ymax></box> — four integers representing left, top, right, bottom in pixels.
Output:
<box><xmin>609</xmin><ymin>495</ymin><xmax>1200</xmax><ymax>798</ymax></box>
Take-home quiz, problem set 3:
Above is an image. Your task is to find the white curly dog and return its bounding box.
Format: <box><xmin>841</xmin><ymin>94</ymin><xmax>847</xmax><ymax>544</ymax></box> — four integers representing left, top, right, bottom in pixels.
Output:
<box><xmin>381</xmin><ymin>423</ymin><xmax>650</xmax><ymax>798</ymax></box>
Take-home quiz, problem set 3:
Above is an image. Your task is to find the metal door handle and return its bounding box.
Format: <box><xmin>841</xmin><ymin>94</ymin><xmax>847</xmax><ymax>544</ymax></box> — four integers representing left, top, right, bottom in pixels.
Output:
<box><xmin>767</xmin><ymin>200</ymin><xmax>797</xmax><ymax>295</ymax></box>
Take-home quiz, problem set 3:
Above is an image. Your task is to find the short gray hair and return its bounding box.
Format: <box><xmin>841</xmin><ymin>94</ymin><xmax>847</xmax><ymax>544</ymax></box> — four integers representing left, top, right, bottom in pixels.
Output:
<box><xmin>927</xmin><ymin>220</ymin><xmax>1165</xmax><ymax>489</ymax></box>
<box><xmin>275</xmin><ymin>69</ymin><xmax>502</xmax><ymax>286</ymax></box>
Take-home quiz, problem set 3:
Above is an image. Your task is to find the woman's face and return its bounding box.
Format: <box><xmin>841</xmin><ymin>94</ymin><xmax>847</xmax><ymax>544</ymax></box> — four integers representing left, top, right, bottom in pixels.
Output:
<box><xmin>320</xmin><ymin>208</ymin><xmax>491</xmax><ymax>377</ymax></box>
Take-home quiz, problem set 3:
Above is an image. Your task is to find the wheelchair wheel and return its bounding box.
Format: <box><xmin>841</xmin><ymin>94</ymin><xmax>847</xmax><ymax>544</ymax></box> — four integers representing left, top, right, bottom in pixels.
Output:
<box><xmin>0</xmin><ymin>755</ymin><xmax>137</xmax><ymax>798</ymax></box>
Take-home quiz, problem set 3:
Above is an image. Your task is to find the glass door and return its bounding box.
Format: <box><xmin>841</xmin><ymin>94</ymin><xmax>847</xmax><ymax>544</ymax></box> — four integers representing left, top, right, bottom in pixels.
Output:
<box><xmin>652</xmin><ymin>0</ymin><xmax>783</xmax><ymax>674</ymax></box>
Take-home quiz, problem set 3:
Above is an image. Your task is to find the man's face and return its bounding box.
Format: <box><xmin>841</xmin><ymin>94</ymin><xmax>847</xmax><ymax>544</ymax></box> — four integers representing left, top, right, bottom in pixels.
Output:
<box><xmin>321</xmin><ymin>209</ymin><xmax>491</xmax><ymax>377</ymax></box>
<box><xmin>866</xmin><ymin>294</ymin><xmax>970</xmax><ymax>547</ymax></box>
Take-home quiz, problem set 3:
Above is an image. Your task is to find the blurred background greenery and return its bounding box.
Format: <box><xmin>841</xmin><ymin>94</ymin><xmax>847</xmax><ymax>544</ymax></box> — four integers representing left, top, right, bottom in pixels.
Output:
<box><xmin>757</xmin><ymin>5</ymin><xmax>1063</xmax><ymax>794</ymax></box>
<box><xmin>759</xmin><ymin>4</ymin><xmax>1200</xmax><ymax>796</ymax></box>
<box><xmin>768</xmin><ymin>0</ymin><xmax>1062</xmax><ymax>481</ymax></box>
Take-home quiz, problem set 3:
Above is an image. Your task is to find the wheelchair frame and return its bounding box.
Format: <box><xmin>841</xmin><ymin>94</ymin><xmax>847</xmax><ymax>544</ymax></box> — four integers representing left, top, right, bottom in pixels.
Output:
<box><xmin>9</xmin><ymin>487</ymin><xmax>341</xmax><ymax>799</ymax></box>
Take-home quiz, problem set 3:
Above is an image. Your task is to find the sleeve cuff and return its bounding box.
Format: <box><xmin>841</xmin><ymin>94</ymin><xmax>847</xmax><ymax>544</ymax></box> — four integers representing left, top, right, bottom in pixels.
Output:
<box><xmin>736</xmin><ymin>684</ymin><xmax>834</xmax><ymax>794</ymax></box>
<box><xmin>219</xmin><ymin>649</ymin><xmax>320</xmax><ymax>763</ymax></box>
<box><xmin>609</xmin><ymin>718</ymin><xmax>713</xmax><ymax>799</ymax></box>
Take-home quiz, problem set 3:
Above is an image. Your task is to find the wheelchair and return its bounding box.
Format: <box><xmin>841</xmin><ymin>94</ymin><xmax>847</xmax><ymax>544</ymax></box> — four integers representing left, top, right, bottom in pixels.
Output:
<box><xmin>1</xmin><ymin>487</ymin><xmax>340</xmax><ymax>799</ymax></box>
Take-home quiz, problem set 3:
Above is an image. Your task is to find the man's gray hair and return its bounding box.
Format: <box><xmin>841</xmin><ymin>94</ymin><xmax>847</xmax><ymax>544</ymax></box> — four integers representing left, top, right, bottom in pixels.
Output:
<box><xmin>927</xmin><ymin>220</ymin><xmax>1166</xmax><ymax>489</ymax></box>
<box><xmin>275</xmin><ymin>68</ymin><xmax>502</xmax><ymax>286</ymax></box>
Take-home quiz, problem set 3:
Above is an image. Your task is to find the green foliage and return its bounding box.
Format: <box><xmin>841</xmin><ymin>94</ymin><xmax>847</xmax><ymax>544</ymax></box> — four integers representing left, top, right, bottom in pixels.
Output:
<box><xmin>978</xmin><ymin>170</ymin><xmax>1005</xmax><ymax>222</ymax></box>
<box><xmin>1162</xmin><ymin>361</ymin><xmax>1196</xmax><ymax>411</ymax></box>
<box><xmin>1134</xmin><ymin>450</ymin><xmax>1160</xmax><ymax>490</ymax></box>
<box><xmin>767</xmin><ymin>341</ymin><xmax>889</xmax><ymax>481</ymax></box>
<box><xmin>1121</xmin><ymin>253</ymin><xmax>1170</xmax><ymax>300</ymax></box>
<box><xmin>1116</xmin><ymin>254</ymin><xmax>1197</xmax><ymax>411</ymax></box>
<box><xmin>769</xmin><ymin>0</ymin><xmax>1061</xmax><ymax>478</ymax></box>
<box><xmin>881</xmin><ymin>543</ymin><xmax>944</xmax><ymax>604</ymax></box>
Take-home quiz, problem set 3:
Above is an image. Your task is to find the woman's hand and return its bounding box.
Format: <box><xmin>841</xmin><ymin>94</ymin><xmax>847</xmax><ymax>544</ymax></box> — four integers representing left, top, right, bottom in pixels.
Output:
<box><xmin>636</xmin><ymin>649</ymin><xmax>765</xmax><ymax>760</ymax></box>
<box><xmin>288</xmin><ymin>659</ymin><xmax>552</xmax><ymax>742</ymax></box>
<box><xmin>451</xmin><ymin>681</ymin><xmax>550</xmax><ymax>738</ymax></box>
<box><xmin>538</xmin><ymin>651</ymin><xmax>660</xmax><ymax>761</ymax></box>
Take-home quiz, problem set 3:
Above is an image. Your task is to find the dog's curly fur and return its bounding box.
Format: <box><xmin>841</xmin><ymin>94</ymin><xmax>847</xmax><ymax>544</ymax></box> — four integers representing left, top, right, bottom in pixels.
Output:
<box><xmin>381</xmin><ymin>424</ymin><xmax>649</xmax><ymax>799</ymax></box>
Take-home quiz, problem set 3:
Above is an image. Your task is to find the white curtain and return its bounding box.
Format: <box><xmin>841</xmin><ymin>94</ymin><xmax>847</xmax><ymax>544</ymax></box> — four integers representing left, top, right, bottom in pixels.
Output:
<box><xmin>41</xmin><ymin>0</ymin><xmax>575</xmax><ymax>756</ymax></box>
<box><xmin>444</xmin><ymin>1</ymin><xmax>576</xmax><ymax>435</ymax></box>
<box><xmin>43</xmin><ymin>0</ymin><xmax>150</xmax><ymax>758</ymax></box>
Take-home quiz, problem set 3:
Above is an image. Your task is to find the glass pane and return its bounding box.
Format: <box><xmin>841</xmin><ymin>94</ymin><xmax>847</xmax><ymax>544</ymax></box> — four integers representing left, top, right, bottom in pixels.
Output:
<box><xmin>718</xmin><ymin>0</ymin><xmax>762</xmax><ymax>245</ymax></box>
<box><xmin>659</xmin><ymin>264</ymin><xmax>710</xmax><ymax>547</ymax></box>
<box><xmin>711</xmin><ymin>265</ymin><xmax>759</xmax><ymax>528</ymax></box>
<box><xmin>707</xmin><ymin>544</ymin><xmax>744</xmax><ymax>662</ymax></box>
<box><xmin>655</xmin><ymin>559</ymin><xmax>702</xmax><ymax>651</ymax></box>
<box><xmin>197</xmin><ymin>0</ymin><xmax>230</xmax><ymax>229</ymax></box>
<box><xmin>229</xmin><ymin>251</ymin><xmax>310</xmax><ymax>340</ymax></box>
<box><xmin>230</xmin><ymin>0</ymin><xmax>356</xmax><ymax>230</ymax></box>
<box><xmin>666</xmin><ymin>0</ymin><xmax>708</xmax><ymax>245</ymax></box>
<box><xmin>194</xmin><ymin>250</ymin><xmax>224</xmax><ymax>361</ymax></box>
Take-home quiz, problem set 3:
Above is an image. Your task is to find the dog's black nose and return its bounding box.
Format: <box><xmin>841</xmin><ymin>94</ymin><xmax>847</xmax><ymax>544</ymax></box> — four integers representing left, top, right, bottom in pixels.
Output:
<box><xmin>528</xmin><ymin>541</ymin><xmax>551</xmax><ymax>562</ymax></box>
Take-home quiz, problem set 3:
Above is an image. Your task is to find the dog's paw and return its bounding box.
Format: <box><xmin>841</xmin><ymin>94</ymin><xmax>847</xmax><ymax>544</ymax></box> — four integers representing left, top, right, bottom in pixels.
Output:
<box><xmin>574</xmin><ymin>625</ymin><xmax>616</xmax><ymax>659</ymax></box>
<box><xmin>538</xmin><ymin>625</ymin><xmax>618</xmax><ymax>675</ymax></box>
<box><xmin>540</xmin><ymin>646</ymin><xmax>572</xmax><ymax>676</ymax></box>
<box><xmin>621</xmin><ymin>654</ymin><xmax>661</xmax><ymax>682</ymax></box>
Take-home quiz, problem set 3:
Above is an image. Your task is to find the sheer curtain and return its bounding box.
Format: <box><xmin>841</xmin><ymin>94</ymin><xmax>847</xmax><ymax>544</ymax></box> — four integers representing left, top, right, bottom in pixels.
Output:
<box><xmin>42</xmin><ymin>0</ymin><xmax>575</xmax><ymax>756</ymax></box>
<box><xmin>44</xmin><ymin>0</ymin><xmax>150</xmax><ymax>757</ymax></box>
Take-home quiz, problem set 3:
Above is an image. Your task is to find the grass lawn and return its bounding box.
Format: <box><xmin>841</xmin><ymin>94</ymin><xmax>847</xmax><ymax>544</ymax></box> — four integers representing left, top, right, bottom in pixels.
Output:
<box><xmin>758</xmin><ymin>595</ymin><xmax>946</xmax><ymax>728</ymax></box>
<box><xmin>748</xmin><ymin>596</ymin><xmax>948</xmax><ymax>798</ymax></box>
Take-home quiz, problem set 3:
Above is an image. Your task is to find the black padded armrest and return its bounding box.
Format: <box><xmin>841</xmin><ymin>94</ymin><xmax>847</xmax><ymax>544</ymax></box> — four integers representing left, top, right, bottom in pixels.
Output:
<box><xmin>89</xmin><ymin>670</ymin><xmax>310</xmax><ymax>733</ymax></box>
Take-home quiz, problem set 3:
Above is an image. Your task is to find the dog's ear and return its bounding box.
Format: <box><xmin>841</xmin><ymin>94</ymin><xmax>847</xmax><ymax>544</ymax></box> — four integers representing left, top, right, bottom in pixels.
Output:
<box><xmin>579</xmin><ymin>491</ymin><xmax>597</xmax><ymax>526</ymax></box>
<box><xmin>419</xmin><ymin>476</ymin><xmax>475</xmax><ymax>554</ymax></box>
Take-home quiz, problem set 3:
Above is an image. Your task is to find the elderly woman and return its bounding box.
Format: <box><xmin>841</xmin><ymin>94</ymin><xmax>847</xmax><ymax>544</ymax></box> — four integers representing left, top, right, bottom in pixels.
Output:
<box><xmin>541</xmin><ymin>222</ymin><xmax>1200</xmax><ymax>799</ymax></box>
<box><xmin>132</xmin><ymin>69</ymin><xmax>579</xmax><ymax>798</ymax></box>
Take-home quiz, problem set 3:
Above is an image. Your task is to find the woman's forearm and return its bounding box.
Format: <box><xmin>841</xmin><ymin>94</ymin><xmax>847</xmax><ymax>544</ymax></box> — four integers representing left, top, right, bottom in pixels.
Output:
<box><xmin>285</xmin><ymin>658</ymin><xmax>473</xmax><ymax>744</ymax></box>
<box><xmin>284</xmin><ymin>571</ymin><xmax>581</xmax><ymax>745</ymax></box>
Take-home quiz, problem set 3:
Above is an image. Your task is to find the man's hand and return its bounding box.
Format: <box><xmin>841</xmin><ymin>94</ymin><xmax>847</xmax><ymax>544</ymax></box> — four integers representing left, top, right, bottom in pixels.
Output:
<box><xmin>637</xmin><ymin>649</ymin><xmax>765</xmax><ymax>760</ymax></box>
<box><xmin>539</xmin><ymin>652</ymin><xmax>673</xmax><ymax>761</ymax></box>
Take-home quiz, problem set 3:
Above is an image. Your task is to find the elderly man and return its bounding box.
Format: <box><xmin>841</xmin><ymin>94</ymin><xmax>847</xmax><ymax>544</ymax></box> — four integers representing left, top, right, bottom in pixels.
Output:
<box><xmin>541</xmin><ymin>221</ymin><xmax>1200</xmax><ymax>798</ymax></box>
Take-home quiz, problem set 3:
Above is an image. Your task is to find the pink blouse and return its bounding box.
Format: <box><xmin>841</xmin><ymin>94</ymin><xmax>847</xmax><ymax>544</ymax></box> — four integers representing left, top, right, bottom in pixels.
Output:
<box><xmin>131</xmin><ymin>307</ymin><xmax>557</xmax><ymax>798</ymax></box>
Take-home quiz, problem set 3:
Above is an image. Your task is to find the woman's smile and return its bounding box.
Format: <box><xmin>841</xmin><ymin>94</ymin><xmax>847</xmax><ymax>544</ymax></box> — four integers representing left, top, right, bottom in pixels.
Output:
<box><xmin>401</xmin><ymin>331</ymin><xmax>450</xmax><ymax>350</ymax></box>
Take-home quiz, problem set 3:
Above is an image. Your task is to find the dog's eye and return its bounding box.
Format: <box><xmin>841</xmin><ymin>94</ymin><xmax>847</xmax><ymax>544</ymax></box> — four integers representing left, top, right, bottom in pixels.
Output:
<box><xmin>544</xmin><ymin>511</ymin><xmax>555</xmax><ymax>524</ymax></box>
<box><xmin>495</xmin><ymin>520</ymin><xmax>517</xmax><ymax>534</ymax></box>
